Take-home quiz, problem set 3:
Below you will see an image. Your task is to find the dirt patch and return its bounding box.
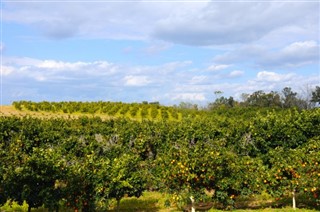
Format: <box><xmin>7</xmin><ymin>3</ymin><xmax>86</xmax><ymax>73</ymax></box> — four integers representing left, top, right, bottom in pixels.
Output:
<box><xmin>0</xmin><ymin>105</ymin><xmax>28</xmax><ymax>116</ymax></box>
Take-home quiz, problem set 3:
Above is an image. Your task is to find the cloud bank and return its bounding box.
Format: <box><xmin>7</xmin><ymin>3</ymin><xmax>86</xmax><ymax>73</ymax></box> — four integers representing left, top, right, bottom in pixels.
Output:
<box><xmin>2</xmin><ymin>1</ymin><xmax>319</xmax><ymax>105</ymax></box>
<box><xmin>3</xmin><ymin>56</ymin><xmax>318</xmax><ymax>105</ymax></box>
<box><xmin>3</xmin><ymin>1</ymin><xmax>319</xmax><ymax>45</ymax></box>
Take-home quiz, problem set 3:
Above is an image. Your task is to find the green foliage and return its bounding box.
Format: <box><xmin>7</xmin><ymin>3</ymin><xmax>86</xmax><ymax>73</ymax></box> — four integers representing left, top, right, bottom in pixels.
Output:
<box><xmin>1</xmin><ymin>103</ymin><xmax>320</xmax><ymax>210</ymax></box>
<box><xmin>107</xmin><ymin>153</ymin><xmax>146</xmax><ymax>201</ymax></box>
<box><xmin>311</xmin><ymin>86</ymin><xmax>320</xmax><ymax>105</ymax></box>
<box><xmin>12</xmin><ymin>100</ymin><xmax>189</xmax><ymax>121</ymax></box>
<box><xmin>263</xmin><ymin>137</ymin><xmax>320</xmax><ymax>208</ymax></box>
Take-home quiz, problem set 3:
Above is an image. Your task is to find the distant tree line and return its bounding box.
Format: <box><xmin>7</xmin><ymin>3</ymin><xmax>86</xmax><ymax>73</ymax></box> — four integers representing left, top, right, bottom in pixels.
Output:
<box><xmin>12</xmin><ymin>86</ymin><xmax>320</xmax><ymax>113</ymax></box>
<box><xmin>207</xmin><ymin>86</ymin><xmax>320</xmax><ymax>110</ymax></box>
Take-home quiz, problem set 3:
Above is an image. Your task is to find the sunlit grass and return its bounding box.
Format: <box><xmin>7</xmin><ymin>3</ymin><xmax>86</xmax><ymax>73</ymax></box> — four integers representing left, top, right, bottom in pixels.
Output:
<box><xmin>1</xmin><ymin>191</ymin><xmax>319</xmax><ymax>212</ymax></box>
<box><xmin>0</xmin><ymin>201</ymin><xmax>29</xmax><ymax>211</ymax></box>
<box><xmin>209</xmin><ymin>209</ymin><xmax>317</xmax><ymax>212</ymax></box>
<box><xmin>107</xmin><ymin>191</ymin><xmax>177</xmax><ymax>212</ymax></box>
<box><xmin>1</xmin><ymin>104</ymin><xmax>185</xmax><ymax>122</ymax></box>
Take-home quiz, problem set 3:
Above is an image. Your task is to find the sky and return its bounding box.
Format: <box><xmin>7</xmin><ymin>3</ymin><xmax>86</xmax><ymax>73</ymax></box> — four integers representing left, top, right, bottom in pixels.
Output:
<box><xmin>1</xmin><ymin>0</ymin><xmax>320</xmax><ymax>106</ymax></box>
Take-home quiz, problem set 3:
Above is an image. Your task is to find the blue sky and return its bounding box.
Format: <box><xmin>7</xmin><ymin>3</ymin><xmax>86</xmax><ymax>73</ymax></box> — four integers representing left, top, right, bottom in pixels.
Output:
<box><xmin>1</xmin><ymin>1</ymin><xmax>319</xmax><ymax>106</ymax></box>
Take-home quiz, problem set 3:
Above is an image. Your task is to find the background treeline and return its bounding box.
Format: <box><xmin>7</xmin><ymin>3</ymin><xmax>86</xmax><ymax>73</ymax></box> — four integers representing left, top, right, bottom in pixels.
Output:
<box><xmin>208</xmin><ymin>86</ymin><xmax>320</xmax><ymax>109</ymax></box>
<box><xmin>0</xmin><ymin>104</ymin><xmax>319</xmax><ymax>211</ymax></box>
<box><xmin>12</xmin><ymin>87</ymin><xmax>320</xmax><ymax>120</ymax></box>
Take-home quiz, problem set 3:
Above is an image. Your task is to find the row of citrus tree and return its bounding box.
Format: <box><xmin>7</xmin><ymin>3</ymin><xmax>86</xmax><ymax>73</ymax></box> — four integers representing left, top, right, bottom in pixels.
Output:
<box><xmin>0</xmin><ymin>108</ymin><xmax>319</xmax><ymax>211</ymax></box>
<box><xmin>12</xmin><ymin>101</ymin><xmax>187</xmax><ymax>121</ymax></box>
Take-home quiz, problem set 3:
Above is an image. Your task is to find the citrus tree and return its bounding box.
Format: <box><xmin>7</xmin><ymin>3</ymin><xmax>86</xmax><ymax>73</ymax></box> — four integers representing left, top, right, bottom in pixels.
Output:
<box><xmin>158</xmin><ymin>136</ymin><xmax>266</xmax><ymax>209</ymax></box>
<box><xmin>295</xmin><ymin>137</ymin><xmax>320</xmax><ymax>208</ymax></box>
<box><xmin>3</xmin><ymin>144</ymin><xmax>63</xmax><ymax>212</ymax></box>
<box><xmin>106</xmin><ymin>152</ymin><xmax>147</xmax><ymax>210</ymax></box>
<box><xmin>265</xmin><ymin>137</ymin><xmax>320</xmax><ymax>209</ymax></box>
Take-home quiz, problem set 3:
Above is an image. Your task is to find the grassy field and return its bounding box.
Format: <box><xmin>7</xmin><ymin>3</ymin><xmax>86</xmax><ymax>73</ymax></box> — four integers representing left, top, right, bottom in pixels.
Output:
<box><xmin>107</xmin><ymin>191</ymin><xmax>318</xmax><ymax>212</ymax></box>
<box><xmin>0</xmin><ymin>191</ymin><xmax>318</xmax><ymax>212</ymax></box>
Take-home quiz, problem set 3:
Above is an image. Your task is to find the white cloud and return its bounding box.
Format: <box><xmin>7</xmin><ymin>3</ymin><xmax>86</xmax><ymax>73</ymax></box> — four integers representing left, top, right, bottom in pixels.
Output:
<box><xmin>37</xmin><ymin>60</ymin><xmax>88</xmax><ymax>70</ymax></box>
<box><xmin>256</xmin><ymin>71</ymin><xmax>295</xmax><ymax>82</ymax></box>
<box><xmin>213</xmin><ymin>40</ymin><xmax>319</xmax><ymax>69</ymax></box>
<box><xmin>2</xmin><ymin>65</ymin><xmax>15</xmax><ymax>76</ymax></box>
<box><xmin>123</xmin><ymin>75</ymin><xmax>151</xmax><ymax>86</ymax></box>
<box><xmin>3</xmin><ymin>2</ymin><xmax>172</xmax><ymax>40</ymax></box>
<box><xmin>2</xmin><ymin>58</ymin><xmax>119</xmax><ymax>82</ymax></box>
<box><xmin>213</xmin><ymin>45</ymin><xmax>265</xmax><ymax>64</ymax></box>
<box><xmin>2</xmin><ymin>57</ymin><xmax>193</xmax><ymax>86</ymax></box>
<box><xmin>143</xmin><ymin>42</ymin><xmax>172</xmax><ymax>55</ymax></box>
<box><xmin>171</xmin><ymin>93</ymin><xmax>206</xmax><ymax>101</ymax></box>
<box><xmin>235</xmin><ymin>71</ymin><xmax>310</xmax><ymax>96</ymax></box>
<box><xmin>258</xmin><ymin>40</ymin><xmax>319</xmax><ymax>68</ymax></box>
<box><xmin>190</xmin><ymin>75</ymin><xmax>207</xmax><ymax>84</ymax></box>
<box><xmin>34</xmin><ymin>75</ymin><xmax>47</xmax><ymax>81</ymax></box>
<box><xmin>283</xmin><ymin>40</ymin><xmax>318</xmax><ymax>53</ymax></box>
<box><xmin>158</xmin><ymin>61</ymin><xmax>193</xmax><ymax>74</ymax></box>
<box><xmin>2</xmin><ymin>56</ymin><xmax>318</xmax><ymax>105</ymax></box>
<box><xmin>34</xmin><ymin>60</ymin><xmax>118</xmax><ymax>76</ymax></box>
<box><xmin>4</xmin><ymin>57</ymin><xmax>41</xmax><ymax>66</ymax></box>
<box><xmin>153</xmin><ymin>2</ymin><xmax>319</xmax><ymax>45</ymax></box>
<box><xmin>0</xmin><ymin>42</ymin><xmax>4</xmax><ymax>52</ymax></box>
<box><xmin>228</xmin><ymin>70</ymin><xmax>244</xmax><ymax>78</ymax></box>
<box><xmin>2</xmin><ymin>1</ymin><xmax>318</xmax><ymax>106</ymax></box>
<box><xmin>207</xmin><ymin>64</ymin><xmax>230</xmax><ymax>72</ymax></box>
<box><xmin>3</xmin><ymin>1</ymin><xmax>318</xmax><ymax>46</ymax></box>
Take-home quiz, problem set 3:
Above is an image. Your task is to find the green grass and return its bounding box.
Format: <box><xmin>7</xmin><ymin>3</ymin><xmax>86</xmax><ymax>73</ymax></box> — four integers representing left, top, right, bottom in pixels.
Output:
<box><xmin>107</xmin><ymin>191</ymin><xmax>177</xmax><ymax>212</ymax></box>
<box><xmin>1</xmin><ymin>192</ymin><xmax>319</xmax><ymax>212</ymax></box>
<box><xmin>0</xmin><ymin>201</ymin><xmax>29</xmax><ymax>212</ymax></box>
<box><xmin>107</xmin><ymin>191</ymin><xmax>319</xmax><ymax>212</ymax></box>
<box><xmin>209</xmin><ymin>209</ymin><xmax>317</xmax><ymax>212</ymax></box>
<box><xmin>0</xmin><ymin>200</ymin><xmax>51</xmax><ymax>212</ymax></box>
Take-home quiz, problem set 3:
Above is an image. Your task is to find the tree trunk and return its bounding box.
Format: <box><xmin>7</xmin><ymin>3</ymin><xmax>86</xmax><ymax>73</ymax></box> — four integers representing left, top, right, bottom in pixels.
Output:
<box><xmin>28</xmin><ymin>205</ymin><xmax>31</xmax><ymax>212</ymax></box>
<box><xmin>116</xmin><ymin>199</ymin><xmax>121</xmax><ymax>212</ymax></box>
<box><xmin>292</xmin><ymin>189</ymin><xmax>296</xmax><ymax>210</ymax></box>
<box><xmin>190</xmin><ymin>196</ymin><xmax>195</xmax><ymax>212</ymax></box>
<box><xmin>48</xmin><ymin>205</ymin><xmax>59</xmax><ymax>212</ymax></box>
<box><xmin>82</xmin><ymin>204</ymin><xmax>90</xmax><ymax>212</ymax></box>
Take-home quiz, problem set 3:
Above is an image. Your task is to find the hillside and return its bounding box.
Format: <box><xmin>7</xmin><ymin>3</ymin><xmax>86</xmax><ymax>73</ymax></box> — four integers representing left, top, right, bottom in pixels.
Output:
<box><xmin>2</xmin><ymin>101</ymin><xmax>202</xmax><ymax>121</ymax></box>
